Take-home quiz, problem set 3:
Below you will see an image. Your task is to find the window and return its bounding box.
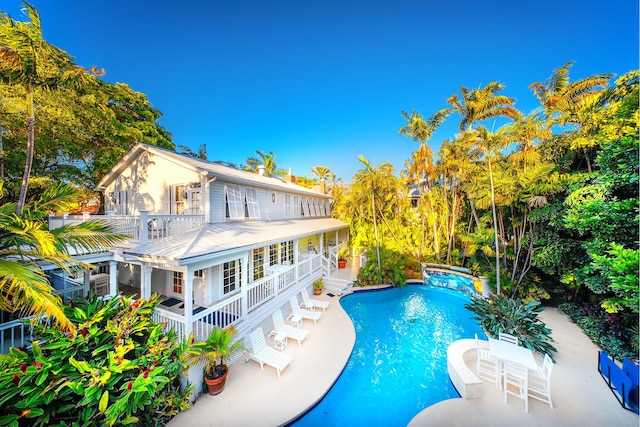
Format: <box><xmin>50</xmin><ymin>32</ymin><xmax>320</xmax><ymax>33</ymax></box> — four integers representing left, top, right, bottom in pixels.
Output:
<box><xmin>187</xmin><ymin>189</ymin><xmax>201</xmax><ymax>214</ymax></box>
<box><xmin>269</xmin><ymin>244</ymin><xmax>278</xmax><ymax>266</ymax></box>
<box><xmin>284</xmin><ymin>194</ymin><xmax>293</xmax><ymax>217</ymax></box>
<box><xmin>293</xmin><ymin>195</ymin><xmax>299</xmax><ymax>218</ymax></box>
<box><xmin>252</xmin><ymin>248</ymin><xmax>264</xmax><ymax>281</ymax></box>
<box><xmin>194</xmin><ymin>269</ymin><xmax>204</xmax><ymax>278</ymax></box>
<box><xmin>313</xmin><ymin>199</ymin><xmax>321</xmax><ymax>216</ymax></box>
<box><xmin>111</xmin><ymin>190</ymin><xmax>131</xmax><ymax>215</ymax></box>
<box><xmin>302</xmin><ymin>197</ymin><xmax>311</xmax><ymax>216</ymax></box>
<box><xmin>245</xmin><ymin>188</ymin><xmax>260</xmax><ymax>219</ymax></box>
<box><xmin>280</xmin><ymin>240</ymin><xmax>294</xmax><ymax>265</ymax></box>
<box><xmin>223</xmin><ymin>260</ymin><xmax>241</xmax><ymax>295</ymax></box>
<box><xmin>225</xmin><ymin>185</ymin><xmax>244</xmax><ymax>219</ymax></box>
<box><xmin>164</xmin><ymin>185</ymin><xmax>191</xmax><ymax>214</ymax></box>
<box><xmin>173</xmin><ymin>271</ymin><xmax>183</xmax><ymax>294</ymax></box>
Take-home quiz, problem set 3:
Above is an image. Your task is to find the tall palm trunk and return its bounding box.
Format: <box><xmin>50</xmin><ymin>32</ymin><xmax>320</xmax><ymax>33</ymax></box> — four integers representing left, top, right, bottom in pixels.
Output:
<box><xmin>487</xmin><ymin>156</ymin><xmax>501</xmax><ymax>294</ymax></box>
<box><xmin>371</xmin><ymin>188</ymin><xmax>381</xmax><ymax>270</ymax></box>
<box><xmin>17</xmin><ymin>88</ymin><xmax>35</xmax><ymax>215</ymax></box>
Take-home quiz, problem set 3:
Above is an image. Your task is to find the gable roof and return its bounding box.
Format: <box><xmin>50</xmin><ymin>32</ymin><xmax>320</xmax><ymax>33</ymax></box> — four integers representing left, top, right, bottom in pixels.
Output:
<box><xmin>96</xmin><ymin>143</ymin><xmax>329</xmax><ymax>199</ymax></box>
<box><xmin>122</xmin><ymin>217</ymin><xmax>347</xmax><ymax>264</ymax></box>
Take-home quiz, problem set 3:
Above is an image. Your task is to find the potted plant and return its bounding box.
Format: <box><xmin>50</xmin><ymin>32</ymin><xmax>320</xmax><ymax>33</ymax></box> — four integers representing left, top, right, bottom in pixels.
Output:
<box><xmin>183</xmin><ymin>326</ymin><xmax>245</xmax><ymax>395</ymax></box>
<box><xmin>337</xmin><ymin>247</ymin><xmax>350</xmax><ymax>269</ymax></box>
<box><xmin>313</xmin><ymin>278</ymin><xmax>324</xmax><ymax>295</ymax></box>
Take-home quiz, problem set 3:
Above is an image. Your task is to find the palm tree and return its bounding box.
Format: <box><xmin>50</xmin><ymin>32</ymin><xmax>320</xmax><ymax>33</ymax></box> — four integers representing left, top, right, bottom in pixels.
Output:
<box><xmin>470</xmin><ymin>125</ymin><xmax>511</xmax><ymax>295</ymax></box>
<box><xmin>398</xmin><ymin>108</ymin><xmax>451</xmax><ymax>262</ymax></box>
<box><xmin>447</xmin><ymin>82</ymin><xmax>520</xmax><ymax>133</ymax></box>
<box><xmin>310</xmin><ymin>165</ymin><xmax>334</xmax><ymax>194</ymax></box>
<box><xmin>0</xmin><ymin>2</ymin><xmax>102</xmax><ymax>214</ymax></box>
<box><xmin>244</xmin><ymin>150</ymin><xmax>286</xmax><ymax>177</ymax></box>
<box><xmin>447</xmin><ymin>82</ymin><xmax>520</xmax><ymax>294</ymax></box>
<box><xmin>529</xmin><ymin>62</ymin><xmax>612</xmax><ymax>172</ymax></box>
<box><xmin>0</xmin><ymin>182</ymin><xmax>126</xmax><ymax>336</ymax></box>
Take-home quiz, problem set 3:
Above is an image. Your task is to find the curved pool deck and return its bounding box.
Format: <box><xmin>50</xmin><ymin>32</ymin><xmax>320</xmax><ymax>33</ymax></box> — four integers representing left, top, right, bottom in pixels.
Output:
<box><xmin>167</xmin><ymin>288</ymin><xmax>638</xmax><ymax>427</ymax></box>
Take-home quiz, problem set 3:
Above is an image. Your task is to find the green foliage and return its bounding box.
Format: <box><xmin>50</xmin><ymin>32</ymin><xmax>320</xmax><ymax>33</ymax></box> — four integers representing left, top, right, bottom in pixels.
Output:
<box><xmin>183</xmin><ymin>326</ymin><xmax>244</xmax><ymax>379</ymax></box>
<box><xmin>313</xmin><ymin>279</ymin><xmax>324</xmax><ymax>290</ymax></box>
<box><xmin>0</xmin><ymin>295</ymin><xmax>191</xmax><ymax>426</ymax></box>
<box><xmin>465</xmin><ymin>294</ymin><xmax>557</xmax><ymax>359</ymax></box>
<box><xmin>590</xmin><ymin>244</ymin><xmax>639</xmax><ymax>313</ymax></box>
<box><xmin>558</xmin><ymin>302</ymin><xmax>636</xmax><ymax>360</ymax></box>
<box><xmin>356</xmin><ymin>247</ymin><xmax>411</xmax><ymax>287</ymax></box>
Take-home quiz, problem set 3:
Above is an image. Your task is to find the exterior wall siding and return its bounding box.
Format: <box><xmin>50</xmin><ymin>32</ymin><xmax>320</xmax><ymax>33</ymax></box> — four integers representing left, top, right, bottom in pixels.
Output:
<box><xmin>104</xmin><ymin>152</ymin><xmax>202</xmax><ymax>214</ymax></box>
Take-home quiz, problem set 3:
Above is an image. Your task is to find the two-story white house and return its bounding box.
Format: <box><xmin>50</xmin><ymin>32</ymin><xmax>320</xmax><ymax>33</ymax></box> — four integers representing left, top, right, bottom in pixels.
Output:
<box><xmin>33</xmin><ymin>144</ymin><xmax>352</xmax><ymax>377</ymax></box>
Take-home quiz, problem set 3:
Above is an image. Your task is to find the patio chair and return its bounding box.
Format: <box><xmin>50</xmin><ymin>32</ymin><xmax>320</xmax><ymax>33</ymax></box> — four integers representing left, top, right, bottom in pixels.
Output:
<box><xmin>599</xmin><ymin>350</ymin><xmax>638</xmax><ymax>413</ymax></box>
<box><xmin>270</xmin><ymin>309</ymin><xmax>309</xmax><ymax>346</ymax></box>
<box><xmin>498</xmin><ymin>332</ymin><xmax>518</xmax><ymax>346</ymax></box>
<box><xmin>290</xmin><ymin>296</ymin><xmax>322</xmax><ymax>325</ymax></box>
<box><xmin>475</xmin><ymin>334</ymin><xmax>500</xmax><ymax>388</ymax></box>
<box><xmin>528</xmin><ymin>353</ymin><xmax>554</xmax><ymax>409</ymax></box>
<box><xmin>504</xmin><ymin>360</ymin><xmax>528</xmax><ymax>412</ymax></box>
<box><xmin>301</xmin><ymin>288</ymin><xmax>330</xmax><ymax>312</ymax></box>
<box><xmin>247</xmin><ymin>327</ymin><xmax>292</xmax><ymax>378</ymax></box>
<box><xmin>622</xmin><ymin>357</ymin><xmax>639</xmax><ymax>413</ymax></box>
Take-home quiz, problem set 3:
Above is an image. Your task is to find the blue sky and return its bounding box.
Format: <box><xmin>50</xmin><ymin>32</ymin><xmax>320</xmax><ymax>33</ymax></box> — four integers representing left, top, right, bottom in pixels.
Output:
<box><xmin>3</xmin><ymin>0</ymin><xmax>638</xmax><ymax>181</ymax></box>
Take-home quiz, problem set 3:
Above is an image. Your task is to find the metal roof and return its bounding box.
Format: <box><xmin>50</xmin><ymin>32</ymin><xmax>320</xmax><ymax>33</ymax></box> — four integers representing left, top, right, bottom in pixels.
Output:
<box><xmin>123</xmin><ymin>217</ymin><xmax>348</xmax><ymax>264</ymax></box>
<box><xmin>96</xmin><ymin>144</ymin><xmax>329</xmax><ymax>199</ymax></box>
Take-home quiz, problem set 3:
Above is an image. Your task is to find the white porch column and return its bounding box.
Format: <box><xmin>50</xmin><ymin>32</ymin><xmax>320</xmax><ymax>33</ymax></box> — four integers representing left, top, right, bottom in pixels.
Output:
<box><xmin>183</xmin><ymin>268</ymin><xmax>194</xmax><ymax>339</ymax></box>
<box><xmin>294</xmin><ymin>240</ymin><xmax>299</xmax><ymax>282</ymax></box>
<box><xmin>240</xmin><ymin>253</ymin><xmax>248</xmax><ymax>322</ymax></box>
<box><xmin>140</xmin><ymin>210</ymin><xmax>148</xmax><ymax>245</ymax></box>
<box><xmin>109</xmin><ymin>261</ymin><xmax>118</xmax><ymax>295</ymax></box>
<box><xmin>140</xmin><ymin>265</ymin><xmax>153</xmax><ymax>299</ymax></box>
<box><xmin>83</xmin><ymin>270</ymin><xmax>91</xmax><ymax>296</ymax></box>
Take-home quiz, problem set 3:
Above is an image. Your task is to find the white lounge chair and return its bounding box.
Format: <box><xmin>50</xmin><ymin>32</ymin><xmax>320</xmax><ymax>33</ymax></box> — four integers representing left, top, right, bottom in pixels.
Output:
<box><xmin>324</xmin><ymin>280</ymin><xmax>353</xmax><ymax>296</ymax></box>
<box><xmin>289</xmin><ymin>296</ymin><xmax>322</xmax><ymax>325</ymax></box>
<box><xmin>270</xmin><ymin>309</ymin><xmax>309</xmax><ymax>346</ymax></box>
<box><xmin>247</xmin><ymin>327</ymin><xmax>292</xmax><ymax>377</ymax></box>
<box><xmin>300</xmin><ymin>288</ymin><xmax>330</xmax><ymax>312</ymax></box>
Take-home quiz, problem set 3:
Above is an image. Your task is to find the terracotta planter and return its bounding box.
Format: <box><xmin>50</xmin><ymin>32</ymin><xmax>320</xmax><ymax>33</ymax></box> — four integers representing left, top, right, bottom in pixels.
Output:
<box><xmin>338</xmin><ymin>260</ymin><xmax>347</xmax><ymax>269</ymax></box>
<box><xmin>313</xmin><ymin>288</ymin><xmax>322</xmax><ymax>295</ymax></box>
<box><xmin>204</xmin><ymin>366</ymin><xmax>229</xmax><ymax>395</ymax></box>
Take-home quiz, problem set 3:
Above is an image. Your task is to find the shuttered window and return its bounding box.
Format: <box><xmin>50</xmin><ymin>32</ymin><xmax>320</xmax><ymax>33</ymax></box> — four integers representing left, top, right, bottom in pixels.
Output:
<box><xmin>225</xmin><ymin>185</ymin><xmax>244</xmax><ymax>219</ymax></box>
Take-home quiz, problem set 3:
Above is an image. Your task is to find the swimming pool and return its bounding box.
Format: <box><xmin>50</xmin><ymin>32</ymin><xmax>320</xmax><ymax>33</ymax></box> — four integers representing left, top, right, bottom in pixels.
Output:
<box><xmin>290</xmin><ymin>284</ymin><xmax>486</xmax><ymax>427</ymax></box>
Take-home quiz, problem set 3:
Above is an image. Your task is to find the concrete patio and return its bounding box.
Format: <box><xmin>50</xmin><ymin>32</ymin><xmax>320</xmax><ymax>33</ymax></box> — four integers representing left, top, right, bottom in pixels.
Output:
<box><xmin>167</xmin><ymin>273</ymin><xmax>638</xmax><ymax>427</ymax></box>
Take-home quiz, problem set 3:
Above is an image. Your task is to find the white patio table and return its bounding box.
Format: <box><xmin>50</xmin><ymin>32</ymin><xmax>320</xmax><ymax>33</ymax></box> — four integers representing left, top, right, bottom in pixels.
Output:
<box><xmin>488</xmin><ymin>337</ymin><xmax>538</xmax><ymax>370</ymax></box>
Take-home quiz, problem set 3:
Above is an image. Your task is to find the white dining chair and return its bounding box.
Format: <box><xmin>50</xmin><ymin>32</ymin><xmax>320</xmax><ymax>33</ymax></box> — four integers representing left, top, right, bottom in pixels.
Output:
<box><xmin>504</xmin><ymin>360</ymin><xmax>529</xmax><ymax>412</ymax></box>
<box><xmin>475</xmin><ymin>334</ymin><xmax>500</xmax><ymax>387</ymax></box>
<box><xmin>528</xmin><ymin>354</ymin><xmax>554</xmax><ymax>409</ymax></box>
<box><xmin>499</xmin><ymin>332</ymin><xmax>518</xmax><ymax>346</ymax></box>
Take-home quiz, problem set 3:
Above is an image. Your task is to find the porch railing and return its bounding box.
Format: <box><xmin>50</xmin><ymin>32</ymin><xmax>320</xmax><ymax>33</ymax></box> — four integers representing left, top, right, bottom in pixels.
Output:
<box><xmin>48</xmin><ymin>211</ymin><xmax>206</xmax><ymax>244</ymax></box>
<box><xmin>0</xmin><ymin>318</ymin><xmax>33</xmax><ymax>353</ymax></box>
<box><xmin>191</xmin><ymin>294</ymin><xmax>243</xmax><ymax>342</ymax></box>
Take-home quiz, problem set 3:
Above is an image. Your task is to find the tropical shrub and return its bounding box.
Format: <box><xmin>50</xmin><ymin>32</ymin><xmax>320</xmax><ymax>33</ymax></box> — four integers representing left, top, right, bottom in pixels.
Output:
<box><xmin>356</xmin><ymin>247</ymin><xmax>411</xmax><ymax>287</ymax></box>
<box><xmin>558</xmin><ymin>301</ymin><xmax>636</xmax><ymax>360</ymax></box>
<box><xmin>465</xmin><ymin>294</ymin><xmax>557</xmax><ymax>359</ymax></box>
<box><xmin>0</xmin><ymin>294</ymin><xmax>190</xmax><ymax>426</ymax></box>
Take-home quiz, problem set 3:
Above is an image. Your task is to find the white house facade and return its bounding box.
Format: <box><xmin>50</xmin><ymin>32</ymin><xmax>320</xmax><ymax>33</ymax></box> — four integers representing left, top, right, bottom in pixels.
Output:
<box><xmin>0</xmin><ymin>144</ymin><xmax>354</xmax><ymax>388</ymax></box>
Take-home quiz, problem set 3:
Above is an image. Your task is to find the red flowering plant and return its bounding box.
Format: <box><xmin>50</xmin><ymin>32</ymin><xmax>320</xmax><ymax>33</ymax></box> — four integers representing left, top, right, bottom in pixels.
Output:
<box><xmin>0</xmin><ymin>294</ymin><xmax>191</xmax><ymax>426</ymax></box>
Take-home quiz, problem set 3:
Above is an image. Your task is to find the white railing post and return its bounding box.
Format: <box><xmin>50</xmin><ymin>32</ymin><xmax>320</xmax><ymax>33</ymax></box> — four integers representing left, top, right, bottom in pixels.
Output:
<box><xmin>140</xmin><ymin>210</ymin><xmax>148</xmax><ymax>245</ymax></box>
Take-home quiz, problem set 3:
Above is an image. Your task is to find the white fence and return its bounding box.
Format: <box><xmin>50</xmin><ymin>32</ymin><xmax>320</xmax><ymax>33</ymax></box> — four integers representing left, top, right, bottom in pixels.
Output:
<box><xmin>48</xmin><ymin>212</ymin><xmax>206</xmax><ymax>244</ymax></box>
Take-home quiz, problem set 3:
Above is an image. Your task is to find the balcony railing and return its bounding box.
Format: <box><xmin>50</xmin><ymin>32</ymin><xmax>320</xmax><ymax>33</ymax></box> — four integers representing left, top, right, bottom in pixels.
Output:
<box><xmin>48</xmin><ymin>211</ymin><xmax>207</xmax><ymax>244</ymax></box>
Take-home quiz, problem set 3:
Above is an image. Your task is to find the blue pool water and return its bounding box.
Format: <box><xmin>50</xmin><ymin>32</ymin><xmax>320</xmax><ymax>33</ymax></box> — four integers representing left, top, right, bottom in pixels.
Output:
<box><xmin>291</xmin><ymin>284</ymin><xmax>486</xmax><ymax>427</ymax></box>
